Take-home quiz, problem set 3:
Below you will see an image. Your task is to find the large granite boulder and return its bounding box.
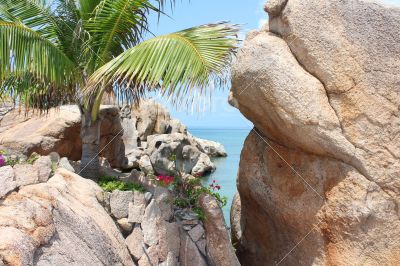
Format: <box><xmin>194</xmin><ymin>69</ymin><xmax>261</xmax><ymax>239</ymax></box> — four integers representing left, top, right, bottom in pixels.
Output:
<box><xmin>146</xmin><ymin>133</ymin><xmax>216</xmax><ymax>176</ymax></box>
<box><xmin>0</xmin><ymin>168</ymin><xmax>133</xmax><ymax>265</ymax></box>
<box><xmin>0</xmin><ymin>105</ymin><xmax>126</xmax><ymax>168</ymax></box>
<box><xmin>230</xmin><ymin>0</ymin><xmax>400</xmax><ymax>265</ymax></box>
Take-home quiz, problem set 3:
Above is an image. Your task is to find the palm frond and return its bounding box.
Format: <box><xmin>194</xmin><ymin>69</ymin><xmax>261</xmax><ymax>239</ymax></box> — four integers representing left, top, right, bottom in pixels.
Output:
<box><xmin>0</xmin><ymin>21</ymin><xmax>77</xmax><ymax>86</ymax></box>
<box><xmin>0</xmin><ymin>72</ymin><xmax>76</xmax><ymax>109</ymax></box>
<box><xmin>0</xmin><ymin>0</ymin><xmax>59</xmax><ymax>41</ymax></box>
<box><xmin>78</xmin><ymin>0</ymin><xmax>101</xmax><ymax>20</ymax></box>
<box><xmin>84</xmin><ymin>22</ymin><xmax>239</xmax><ymax>119</ymax></box>
<box><xmin>85</xmin><ymin>0</ymin><xmax>157</xmax><ymax>68</ymax></box>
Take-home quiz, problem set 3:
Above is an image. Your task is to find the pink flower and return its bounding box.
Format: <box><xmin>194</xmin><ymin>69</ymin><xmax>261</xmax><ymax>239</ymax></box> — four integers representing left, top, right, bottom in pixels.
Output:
<box><xmin>0</xmin><ymin>155</ymin><xmax>5</xmax><ymax>167</ymax></box>
<box><xmin>216</xmin><ymin>185</ymin><xmax>221</xmax><ymax>190</ymax></box>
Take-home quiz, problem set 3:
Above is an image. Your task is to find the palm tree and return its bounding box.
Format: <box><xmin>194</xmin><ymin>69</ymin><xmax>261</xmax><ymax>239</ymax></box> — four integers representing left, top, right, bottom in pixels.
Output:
<box><xmin>0</xmin><ymin>0</ymin><xmax>238</xmax><ymax>179</ymax></box>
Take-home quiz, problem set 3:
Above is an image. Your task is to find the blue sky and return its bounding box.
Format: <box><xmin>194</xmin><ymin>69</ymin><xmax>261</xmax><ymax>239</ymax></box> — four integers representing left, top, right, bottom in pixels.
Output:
<box><xmin>146</xmin><ymin>0</ymin><xmax>266</xmax><ymax>129</ymax></box>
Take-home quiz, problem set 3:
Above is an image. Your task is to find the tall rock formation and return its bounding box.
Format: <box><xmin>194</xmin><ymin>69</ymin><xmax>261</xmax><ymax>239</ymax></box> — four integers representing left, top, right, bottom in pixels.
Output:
<box><xmin>230</xmin><ymin>0</ymin><xmax>400</xmax><ymax>265</ymax></box>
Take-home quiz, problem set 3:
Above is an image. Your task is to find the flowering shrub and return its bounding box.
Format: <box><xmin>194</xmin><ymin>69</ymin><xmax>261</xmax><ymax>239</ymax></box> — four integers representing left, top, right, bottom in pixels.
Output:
<box><xmin>156</xmin><ymin>175</ymin><xmax>175</xmax><ymax>186</ymax></box>
<box><xmin>0</xmin><ymin>154</ymin><xmax>5</xmax><ymax>167</ymax></box>
<box><xmin>209</xmin><ymin>179</ymin><xmax>221</xmax><ymax>191</ymax></box>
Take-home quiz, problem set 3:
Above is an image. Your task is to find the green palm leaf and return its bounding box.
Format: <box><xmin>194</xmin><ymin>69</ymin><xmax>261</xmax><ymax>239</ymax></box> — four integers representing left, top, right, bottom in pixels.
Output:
<box><xmin>85</xmin><ymin>0</ymin><xmax>156</xmax><ymax>68</ymax></box>
<box><xmin>85</xmin><ymin>22</ymin><xmax>239</xmax><ymax>119</ymax></box>
<box><xmin>0</xmin><ymin>0</ymin><xmax>59</xmax><ymax>40</ymax></box>
<box><xmin>0</xmin><ymin>21</ymin><xmax>76</xmax><ymax>86</ymax></box>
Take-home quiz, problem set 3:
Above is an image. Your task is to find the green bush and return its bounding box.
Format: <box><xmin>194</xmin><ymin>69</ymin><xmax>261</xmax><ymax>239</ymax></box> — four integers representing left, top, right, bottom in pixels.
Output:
<box><xmin>98</xmin><ymin>176</ymin><xmax>146</xmax><ymax>193</ymax></box>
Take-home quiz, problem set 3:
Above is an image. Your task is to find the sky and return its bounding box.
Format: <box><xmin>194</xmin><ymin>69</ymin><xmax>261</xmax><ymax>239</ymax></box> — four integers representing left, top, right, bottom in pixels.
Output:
<box><xmin>146</xmin><ymin>0</ymin><xmax>267</xmax><ymax>129</ymax></box>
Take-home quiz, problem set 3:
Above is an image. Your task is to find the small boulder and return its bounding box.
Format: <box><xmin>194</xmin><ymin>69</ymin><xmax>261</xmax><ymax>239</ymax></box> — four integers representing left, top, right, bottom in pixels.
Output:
<box><xmin>154</xmin><ymin>187</ymin><xmax>174</xmax><ymax>221</ymax></box>
<box><xmin>0</xmin><ymin>166</ymin><xmax>16</xmax><ymax>198</ymax></box>
<box><xmin>159</xmin><ymin>252</ymin><xmax>178</xmax><ymax>266</ymax></box>
<box><xmin>158</xmin><ymin>222</ymin><xmax>180</xmax><ymax>261</ymax></box>
<box><xmin>142</xmin><ymin>200</ymin><xmax>163</xmax><ymax>246</ymax></box>
<box><xmin>188</xmin><ymin>224</ymin><xmax>205</xmax><ymax>243</ymax></box>
<box><xmin>59</xmin><ymin>157</ymin><xmax>75</xmax><ymax>173</ymax></box>
<box><xmin>179</xmin><ymin>230</ymin><xmax>207</xmax><ymax>266</ymax></box>
<box><xmin>138</xmin><ymin>245</ymin><xmax>159</xmax><ymax>266</ymax></box>
<box><xmin>128</xmin><ymin>191</ymin><xmax>147</xmax><ymax>223</ymax></box>
<box><xmin>110</xmin><ymin>190</ymin><xmax>134</xmax><ymax>219</ymax></box>
<box><xmin>125</xmin><ymin>226</ymin><xmax>145</xmax><ymax>260</ymax></box>
<box><xmin>117</xmin><ymin>218</ymin><xmax>133</xmax><ymax>236</ymax></box>
<box><xmin>33</xmin><ymin>156</ymin><xmax>52</xmax><ymax>182</ymax></box>
<box><xmin>13</xmin><ymin>164</ymin><xmax>40</xmax><ymax>187</ymax></box>
<box><xmin>194</xmin><ymin>137</ymin><xmax>227</xmax><ymax>157</ymax></box>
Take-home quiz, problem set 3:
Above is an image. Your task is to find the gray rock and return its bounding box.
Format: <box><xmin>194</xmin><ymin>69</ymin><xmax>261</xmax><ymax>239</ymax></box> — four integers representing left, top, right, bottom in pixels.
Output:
<box><xmin>125</xmin><ymin>226</ymin><xmax>145</xmax><ymax>260</ymax></box>
<box><xmin>59</xmin><ymin>157</ymin><xmax>75</xmax><ymax>173</ymax></box>
<box><xmin>188</xmin><ymin>224</ymin><xmax>205</xmax><ymax>243</ymax></box>
<box><xmin>144</xmin><ymin>192</ymin><xmax>153</xmax><ymax>204</ymax></box>
<box><xmin>128</xmin><ymin>202</ymin><xmax>145</xmax><ymax>223</ymax></box>
<box><xmin>196</xmin><ymin>239</ymin><xmax>207</xmax><ymax>257</ymax></box>
<box><xmin>194</xmin><ymin>137</ymin><xmax>227</xmax><ymax>157</ymax></box>
<box><xmin>48</xmin><ymin>152</ymin><xmax>60</xmax><ymax>164</ymax></box>
<box><xmin>179</xmin><ymin>229</ymin><xmax>207</xmax><ymax>266</ymax></box>
<box><xmin>0</xmin><ymin>166</ymin><xmax>16</xmax><ymax>198</ymax></box>
<box><xmin>137</xmin><ymin>245</ymin><xmax>159</xmax><ymax>266</ymax></box>
<box><xmin>13</xmin><ymin>164</ymin><xmax>40</xmax><ymax>187</ymax></box>
<box><xmin>138</xmin><ymin>155</ymin><xmax>154</xmax><ymax>175</ymax></box>
<box><xmin>154</xmin><ymin>187</ymin><xmax>174</xmax><ymax>221</ymax></box>
<box><xmin>158</xmin><ymin>222</ymin><xmax>181</xmax><ymax>261</ymax></box>
<box><xmin>110</xmin><ymin>190</ymin><xmax>134</xmax><ymax>219</ymax></box>
<box><xmin>146</xmin><ymin>133</ymin><xmax>215</xmax><ymax>176</ymax></box>
<box><xmin>159</xmin><ymin>252</ymin><xmax>178</xmax><ymax>266</ymax></box>
<box><xmin>142</xmin><ymin>200</ymin><xmax>162</xmax><ymax>246</ymax></box>
<box><xmin>33</xmin><ymin>156</ymin><xmax>52</xmax><ymax>182</ymax></box>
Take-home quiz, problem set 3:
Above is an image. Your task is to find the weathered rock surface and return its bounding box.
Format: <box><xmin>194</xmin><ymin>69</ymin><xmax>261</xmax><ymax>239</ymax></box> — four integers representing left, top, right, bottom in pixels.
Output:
<box><xmin>110</xmin><ymin>190</ymin><xmax>134</xmax><ymax>219</ymax></box>
<box><xmin>230</xmin><ymin>0</ymin><xmax>400</xmax><ymax>265</ymax></box>
<box><xmin>125</xmin><ymin>226</ymin><xmax>145</xmax><ymax>260</ymax></box>
<box><xmin>0</xmin><ymin>166</ymin><xmax>16</xmax><ymax>198</ymax></box>
<box><xmin>147</xmin><ymin>133</ymin><xmax>216</xmax><ymax>176</ymax></box>
<box><xmin>230</xmin><ymin>192</ymin><xmax>243</xmax><ymax>245</ymax></box>
<box><xmin>0</xmin><ymin>168</ymin><xmax>133</xmax><ymax>265</ymax></box>
<box><xmin>0</xmin><ymin>105</ymin><xmax>126</xmax><ymax>168</ymax></box>
<box><xmin>194</xmin><ymin>137</ymin><xmax>227</xmax><ymax>157</ymax></box>
<box><xmin>200</xmin><ymin>194</ymin><xmax>240</xmax><ymax>266</ymax></box>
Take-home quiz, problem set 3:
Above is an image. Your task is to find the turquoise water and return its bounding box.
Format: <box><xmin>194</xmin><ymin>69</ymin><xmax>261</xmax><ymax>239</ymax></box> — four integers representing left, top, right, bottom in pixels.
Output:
<box><xmin>190</xmin><ymin>128</ymin><xmax>250</xmax><ymax>227</ymax></box>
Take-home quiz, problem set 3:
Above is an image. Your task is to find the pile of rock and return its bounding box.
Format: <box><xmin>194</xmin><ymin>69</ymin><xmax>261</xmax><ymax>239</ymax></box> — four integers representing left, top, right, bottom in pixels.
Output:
<box><xmin>0</xmin><ymin>157</ymin><xmax>238</xmax><ymax>266</ymax></box>
<box><xmin>100</xmin><ymin>185</ymin><xmax>209</xmax><ymax>266</ymax></box>
<box><xmin>0</xmin><ymin>100</ymin><xmax>226</xmax><ymax>177</ymax></box>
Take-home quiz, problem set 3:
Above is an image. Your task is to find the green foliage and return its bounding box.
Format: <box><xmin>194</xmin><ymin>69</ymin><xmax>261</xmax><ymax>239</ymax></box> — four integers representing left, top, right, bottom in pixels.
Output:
<box><xmin>98</xmin><ymin>176</ymin><xmax>146</xmax><ymax>193</ymax></box>
<box><xmin>5</xmin><ymin>157</ymin><xmax>19</xmax><ymax>167</ymax></box>
<box><xmin>26</xmin><ymin>153</ymin><xmax>40</xmax><ymax>164</ymax></box>
<box><xmin>193</xmin><ymin>207</ymin><xmax>205</xmax><ymax>221</ymax></box>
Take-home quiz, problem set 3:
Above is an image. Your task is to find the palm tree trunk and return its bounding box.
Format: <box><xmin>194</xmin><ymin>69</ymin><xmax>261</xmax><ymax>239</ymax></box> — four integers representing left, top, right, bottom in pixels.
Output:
<box><xmin>80</xmin><ymin>110</ymin><xmax>101</xmax><ymax>180</ymax></box>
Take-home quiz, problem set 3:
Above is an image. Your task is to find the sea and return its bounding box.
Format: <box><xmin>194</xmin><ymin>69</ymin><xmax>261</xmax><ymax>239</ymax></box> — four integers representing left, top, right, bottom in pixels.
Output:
<box><xmin>190</xmin><ymin>128</ymin><xmax>250</xmax><ymax>227</ymax></box>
